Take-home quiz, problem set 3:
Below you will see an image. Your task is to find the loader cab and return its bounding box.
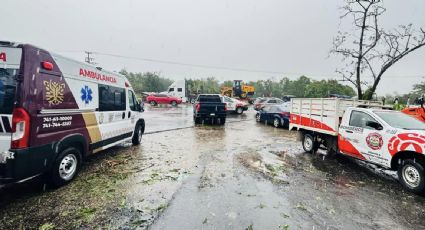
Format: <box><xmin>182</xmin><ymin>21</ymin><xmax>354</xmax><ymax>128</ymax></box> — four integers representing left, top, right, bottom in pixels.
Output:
<box><xmin>233</xmin><ymin>80</ymin><xmax>243</xmax><ymax>96</ymax></box>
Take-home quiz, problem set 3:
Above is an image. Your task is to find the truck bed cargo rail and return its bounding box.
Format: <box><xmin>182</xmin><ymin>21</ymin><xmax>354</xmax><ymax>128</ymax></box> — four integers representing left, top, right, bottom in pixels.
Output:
<box><xmin>289</xmin><ymin>98</ymin><xmax>382</xmax><ymax>136</ymax></box>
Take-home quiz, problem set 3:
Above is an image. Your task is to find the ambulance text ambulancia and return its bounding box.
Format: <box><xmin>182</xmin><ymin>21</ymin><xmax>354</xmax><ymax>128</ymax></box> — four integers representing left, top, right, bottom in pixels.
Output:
<box><xmin>0</xmin><ymin>41</ymin><xmax>145</xmax><ymax>187</ymax></box>
<box><xmin>290</xmin><ymin>98</ymin><xmax>425</xmax><ymax>194</ymax></box>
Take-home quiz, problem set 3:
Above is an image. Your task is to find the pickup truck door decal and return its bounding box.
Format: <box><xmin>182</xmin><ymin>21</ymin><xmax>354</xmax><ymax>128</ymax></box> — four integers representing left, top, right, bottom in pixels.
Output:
<box><xmin>388</xmin><ymin>133</ymin><xmax>425</xmax><ymax>156</ymax></box>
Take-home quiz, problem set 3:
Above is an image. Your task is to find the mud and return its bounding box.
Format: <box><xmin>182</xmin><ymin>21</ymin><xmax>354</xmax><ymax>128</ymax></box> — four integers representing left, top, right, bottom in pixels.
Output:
<box><xmin>1</xmin><ymin>104</ymin><xmax>425</xmax><ymax>229</ymax></box>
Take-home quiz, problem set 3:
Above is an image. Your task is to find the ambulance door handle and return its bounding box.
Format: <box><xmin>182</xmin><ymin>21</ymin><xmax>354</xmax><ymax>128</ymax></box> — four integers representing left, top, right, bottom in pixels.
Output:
<box><xmin>345</xmin><ymin>130</ymin><xmax>353</xmax><ymax>133</ymax></box>
<box><xmin>128</xmin><ymin>111</ymin><xmax>131</xmax><ymax>118</ymax></box>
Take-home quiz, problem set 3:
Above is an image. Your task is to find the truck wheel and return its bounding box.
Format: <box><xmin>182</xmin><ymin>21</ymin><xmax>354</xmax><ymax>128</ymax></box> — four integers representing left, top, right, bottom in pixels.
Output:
<box><xmin>150</xmin><ymin>101</ymin><xmax>157</xmax><ymax>106</ymax></box>
<box><xmin>171</xmin><ymin>101</ymin><xmax>177</xmax><ymax>107</ymax></box>
<box><xmin>398</xmin><ymin>159</ymin><xmax>425</xmax><ymax>194</ymax></box>
<box><xmin>51</xmin><ymin>147</ymin><xmax>81</xmax><ymax>187</ymax></box>
<box><xmin>132</xmin><ymin>124</ymin><xmax>143</xmax><ymax>145</ymax></box>
<box><xmin>256</xmin><ymin>113</ymin><xmax>261</xmax><ymax>122</ymax></box>
<box><xmin>273</xmin><ymin>118</ymin><xmax>280</xmax><ymax>128</ymax></box>
<box><xmin>219</xmin><ymin>117</ymin><xmax>226</xmax><ymax>125</ymax></box>
<box><xmin>194</xmin><ymin>117</ymin><xmax>201</xmax><ymax>124</ymax></box>
<box><xmin>236</xmin><ymin>107</ymin><xmax>243</xmax><ymax>114</ymax></box>
<box><xmin>302</xmin><ymin>134</ymin><xmax>316</xmax><ymax>153</ymax></box>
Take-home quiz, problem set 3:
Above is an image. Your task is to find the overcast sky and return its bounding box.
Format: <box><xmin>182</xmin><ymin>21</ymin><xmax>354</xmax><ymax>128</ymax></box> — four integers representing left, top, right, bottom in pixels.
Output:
<box><xmin>2</xmin><ymin>0</ymin><xmax>424</xmax><ymax>95</ymax></box>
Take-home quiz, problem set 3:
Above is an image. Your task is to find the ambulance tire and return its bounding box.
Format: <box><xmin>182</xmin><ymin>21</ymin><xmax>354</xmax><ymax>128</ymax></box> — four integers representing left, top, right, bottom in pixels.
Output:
<box><xmin>171</xmin><ymin>101</ymin><xmax>177</xmax><ymax>107</ymax></box>
<box><xmin>398</xmin><ymin>159</ymin><xmax>425</xmax><ymax>195</ymax></box>
<box><xmin>302</xmin><ymin>133</ymin><xmax>316</xmax><ymax>153</ymax></box>
<box><xmin>50</xmin><ymin>147</ymin><xmax>81</xmax><ymax>187</ymax></box>
<box><xmin>132</xmin><ymin>124</ymin><xmax>143</xmax><ymax>145</ymax></box>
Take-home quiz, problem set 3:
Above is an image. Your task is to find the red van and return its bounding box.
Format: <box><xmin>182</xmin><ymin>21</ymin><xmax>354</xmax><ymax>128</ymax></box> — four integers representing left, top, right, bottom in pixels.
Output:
<box><xmin>0</xmin><ymin>41</ymin><xmax>145</xmax><ymax>186</ymax></box>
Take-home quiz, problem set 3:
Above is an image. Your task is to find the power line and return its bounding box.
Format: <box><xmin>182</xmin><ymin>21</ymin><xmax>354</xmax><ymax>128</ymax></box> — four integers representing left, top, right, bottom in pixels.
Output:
<box><xmin>57</xmin><ymin>50</ymin><xmax>424</xmax><ymax>79</ymax></box>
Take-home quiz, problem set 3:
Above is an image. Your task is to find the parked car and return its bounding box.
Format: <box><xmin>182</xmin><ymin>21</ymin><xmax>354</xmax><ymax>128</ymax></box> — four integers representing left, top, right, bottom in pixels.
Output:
<box><xmin>222</xmin><ymin>96</ymin><xmax>248</xmax><ymax>114</ymax></box>
<box><xmin>193</xmin><ymin>94</ymin><xmax>227</xmax><ymax>125</ymax></box>
<box><xmin>146</xmin><ymin>94</ymin><xmax>182</xmax><ymax>106</ymax></box>
<box><xmin>256</xmin><ymin>103</ymin><xmax>290</xmax><ymax>128</ymax></box>
<box><xmin>254</xmin><ymin>97</ymin><xmax>284</xmax><ymax>111</ymax></box>
<box><xmin>0</xmin><ymin>41</ymin><xmax>145</xmax><ymax>187</ymax></box>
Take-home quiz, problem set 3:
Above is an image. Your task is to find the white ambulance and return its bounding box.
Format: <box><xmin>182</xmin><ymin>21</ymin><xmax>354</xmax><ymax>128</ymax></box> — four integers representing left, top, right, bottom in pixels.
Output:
<box><xmin>0</xmin><ymin>41</ymin><xmax>145</xmax><ymax>187</ymax></box>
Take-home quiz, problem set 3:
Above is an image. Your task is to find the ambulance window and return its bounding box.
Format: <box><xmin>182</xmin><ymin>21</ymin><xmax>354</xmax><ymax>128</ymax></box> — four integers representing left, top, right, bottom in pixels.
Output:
<box><xmin>169</xmin><ymin>88</ymin><xmax>174</xmax><ymax>92</ymax></box>
<box><xmin>99</xmin><ymin>84</ymin><xmax>126</xmax><ymax>111</ymax></box>
<box><xmin>0</xmin><ymin>68</ymin><xmax>17</xmax><ymax>114</ymax></box>
<box><xmin>128</xmin><ymin>91</ymin><xmax>136</xmax><ymax>111</ymax></box>
<box><xmin>177</xmin><ymin>88</ymin><xmax>182</xmax><ymax>92</ymax></box>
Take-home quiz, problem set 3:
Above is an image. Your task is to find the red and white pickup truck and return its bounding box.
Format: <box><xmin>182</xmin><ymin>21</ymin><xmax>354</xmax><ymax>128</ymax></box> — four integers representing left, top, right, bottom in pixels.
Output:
<box><xmin>290</xmin><ymin>98</ymin><xmax>425</xmax><ymax>194</ymax></box>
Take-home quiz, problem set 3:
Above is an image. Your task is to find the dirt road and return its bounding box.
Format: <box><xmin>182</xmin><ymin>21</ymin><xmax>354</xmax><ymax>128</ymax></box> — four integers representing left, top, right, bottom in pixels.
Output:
<box><xmin>1</xmin><ymin>105</ymin><xmax>425</xmax><ymax>230</ymax></box>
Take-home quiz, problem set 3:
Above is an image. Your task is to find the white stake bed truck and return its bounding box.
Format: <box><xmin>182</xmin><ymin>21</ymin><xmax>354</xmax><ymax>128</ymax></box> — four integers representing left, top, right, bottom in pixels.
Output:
<box><xmin>290</xmin><ymin>98</ymin><xmax>425</xmax><ymax>194</ymax></box>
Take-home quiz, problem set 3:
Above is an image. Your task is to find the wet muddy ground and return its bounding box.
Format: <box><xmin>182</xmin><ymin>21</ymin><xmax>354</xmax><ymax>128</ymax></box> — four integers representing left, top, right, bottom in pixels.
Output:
<box><xmin>1</xmin><ymin>104</ymin><xmax>425</xmax><ymax>230</ymax></box>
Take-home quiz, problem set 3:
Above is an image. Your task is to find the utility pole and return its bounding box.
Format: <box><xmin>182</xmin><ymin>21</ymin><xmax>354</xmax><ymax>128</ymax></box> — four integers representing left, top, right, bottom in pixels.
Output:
<box><xmin>85</xmin><ymin>51</ymin><xmax>96</xmax><ymax>65</ymax></box>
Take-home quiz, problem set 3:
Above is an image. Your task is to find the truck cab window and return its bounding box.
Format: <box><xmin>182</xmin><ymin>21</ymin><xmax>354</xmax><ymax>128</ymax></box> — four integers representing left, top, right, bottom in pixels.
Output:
<box><xmin>349</xmin><ymin>110</ymin><xmax>379</xmax><ymax>129</ymax></box>
<box><xmin>177</xmin><ymin>88</ymin><xmax>182</xmax><ymax>92</ymax></box>
<box><xmin>169</xmin><ymin>88</ymin><xmax>174</xmax><ymax>92</ymax></box>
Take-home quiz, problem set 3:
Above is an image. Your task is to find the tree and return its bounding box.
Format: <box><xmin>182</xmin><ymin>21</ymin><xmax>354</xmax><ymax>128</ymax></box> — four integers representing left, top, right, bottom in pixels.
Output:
<box><xmin>120</xmin><ymin>70</ymin><xmax>173</xmax><ymax>94</ymax></box>
<box><xmin>413</xmin><ymin>81</ymin><xmax>425</xmax><ymax>96</ymax></box>
<box><xmin>331</xmin><ymin>0</ymin><xmax>425</xmax><ymax>99</ymax></box>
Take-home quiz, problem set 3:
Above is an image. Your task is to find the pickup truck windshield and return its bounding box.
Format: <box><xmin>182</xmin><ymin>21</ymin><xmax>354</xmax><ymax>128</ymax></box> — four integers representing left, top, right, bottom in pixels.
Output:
<box><xmin>0</xmin><ymin>68</ymin><xmax>17</xmax><ymax>114</ymax></box>
<box><xmin>374</xmin><ymin>111</ymin><xmax>425</xmax><ymax>130</ymax></box>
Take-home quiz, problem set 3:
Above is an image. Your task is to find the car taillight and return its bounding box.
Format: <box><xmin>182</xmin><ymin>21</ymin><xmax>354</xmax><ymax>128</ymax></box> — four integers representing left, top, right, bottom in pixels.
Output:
<box><xmin>196</xmin><ymin>103</ymin><xmax>200</xmax><ymax>112</ymax></box>
<box><xmin>11</xmin><ymin>108</ymin><xmax>31</xmax><ymax>149</ymax></box>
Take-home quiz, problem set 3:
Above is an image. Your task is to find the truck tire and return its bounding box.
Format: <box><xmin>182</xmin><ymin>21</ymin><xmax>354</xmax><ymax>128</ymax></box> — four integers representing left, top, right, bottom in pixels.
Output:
<box><xmin>132</xmin><ymin>123</ymin><xmax>143</xmax><ymax>145</ymax></box>
<box><xmin>50</xmin><ymin>147</ymin><xmax>81</xmax><ymax>187</ymax></box>
<box><xmin>236</xmin><ymin>107</ymin><xmax>243</xmax><ymax>114</ymax></box>
<box><xmin>398</xmin><ymin>159</ymin><xmax>425</xmax><ymax>194</ymax></box>
<box><xmin>256</xmin><ymin>113</ymin><xmax>261</xmax><ymax>122</ymax></box>
<box><xmin>194</xmin><ymin>117</ymin><xmax>201</xmax><ymax>124</ymax></box>
<box><xmin>219</xmin><ymin>117</ymin><xmax>226</xmax><ymax>125</ymax></box>
<box><xmin>302</xmin><ymin>133</ymin><xmax>316</xmax><ymax>153</ymax></box>
<box><xmin>273</xmin><ymin>118</ymin><xmax>280</xmax><ymax>128</ymax></box>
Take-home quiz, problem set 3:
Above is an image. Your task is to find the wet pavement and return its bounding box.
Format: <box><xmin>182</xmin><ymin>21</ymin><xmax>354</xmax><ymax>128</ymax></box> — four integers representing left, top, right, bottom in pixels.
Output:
<box><xmin>1</xmin><ymin>104</ymin><xmax>425</xmax><ymax>229</ymax></box>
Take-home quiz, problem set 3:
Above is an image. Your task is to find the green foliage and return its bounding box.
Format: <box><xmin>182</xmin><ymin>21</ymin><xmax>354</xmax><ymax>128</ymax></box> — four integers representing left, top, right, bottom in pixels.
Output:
<box><xmin>249</xmin><ymin>76</ymin><xmax>355</xmax><ymax>98</ymax></box>
<box><xmin>120</xmin><ymin>70</ymin><xmax>356</xmax><ymax>99</ymax></box>
<box><xmin>186</xmin><ymin>77</ymin><xmax>220</xmax><ymax>94</ymax></box>
<box><xmin>119</xmin><ymin>70</ymin><xmax>173</xmax><ymax>95</ymax></box>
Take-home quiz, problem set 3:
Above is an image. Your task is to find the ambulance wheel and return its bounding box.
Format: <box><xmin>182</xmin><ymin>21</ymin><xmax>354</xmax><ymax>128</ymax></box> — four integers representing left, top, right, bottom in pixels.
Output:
<box><xmin>302</xmin><ymin>133</ymin><xmax>316</xmax><ymax>153</ymax></box>
<box><xmin>171</xmin><ymin>101</ymin><xmax>177</xmax><ymax>107</ymax></box>
<box><xmin>150</xmin><ymin>101</ymin><xmax>157</xmax><ymax>106</ymax></box>
<box><xmin>236</xmin><ymin>107</ymin><xmax>243</xmax><ymax>114</ymax></box>
<box><xmin>398</xmin><ymin>159</ymin><xmax>425</xmax><ymax>195</ymax></box>
<box><xmin>132</xmin><ymin>124</ymin><xmax>143</xmax><ymax>145</ymax></box>
<box><xmin>51</xmin><ymin>147</ymin><xmax>81</xmax><ymax>187</ymax></box>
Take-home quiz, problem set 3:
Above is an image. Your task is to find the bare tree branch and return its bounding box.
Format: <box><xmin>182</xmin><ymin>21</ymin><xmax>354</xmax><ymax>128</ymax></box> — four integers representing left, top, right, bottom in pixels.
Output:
<box><xmin>331</xmin><ymin>0</ymin><xmax>425</xmax><ymax>99</ymax></box>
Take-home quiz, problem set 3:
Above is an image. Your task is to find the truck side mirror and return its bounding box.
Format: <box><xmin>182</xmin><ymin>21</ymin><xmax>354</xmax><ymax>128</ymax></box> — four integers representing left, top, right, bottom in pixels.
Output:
<box><xmin>366</xmin><ymin>121</ymin><xmax>383</xmax><ymax>130</ymax></box>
